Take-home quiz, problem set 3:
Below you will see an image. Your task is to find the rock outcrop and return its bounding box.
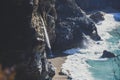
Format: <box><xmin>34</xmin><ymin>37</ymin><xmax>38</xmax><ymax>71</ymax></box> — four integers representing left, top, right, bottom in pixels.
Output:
<box><xmin>101</xmin><ymin>50</ymin><xmax>116</xmax><ymax>58</ymax></box>
<box><xmin>89</xmin><ymin>11</ymin><xmax>105</xmax><ymax>23</ymax></box>
<box><xmin>75</xmin><ymin>0</ymin><xmax>120</xmax><ymax>11</ymax></box>
<box><xmin>53</xmin><ymin>0</ymin><xmax>101</xmax><ymax>51</ymax></box>
<box><xmin>1</xmin><ymin>0</ymin><xmax>120</xmax><ymax>79</ymax></box>
<box><xmin>0</xmin><ymin>0</ymin><xmax>55</xmax><ymax>80</ymax></box>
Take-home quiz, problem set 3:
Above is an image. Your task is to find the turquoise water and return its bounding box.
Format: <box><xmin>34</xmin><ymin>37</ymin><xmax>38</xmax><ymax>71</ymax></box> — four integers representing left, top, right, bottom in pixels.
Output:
<box><xmin>88</xmin><ymin>26</ymin><xmax>120</xmax><ymax>80</ymax></box>
<box><xmin>88</xmin><ymin>57</ymin><xmax>120</xmax><ymax>80</ymax></box>
<box><xmin>107</xmin><ymin>26</ymin><xmax>120</xmax><ymax>55</ymax></box>
<box><xmin>63</xmin><ymin>25</ymin><xmax>120</xmax><ymax>80</ymax></box>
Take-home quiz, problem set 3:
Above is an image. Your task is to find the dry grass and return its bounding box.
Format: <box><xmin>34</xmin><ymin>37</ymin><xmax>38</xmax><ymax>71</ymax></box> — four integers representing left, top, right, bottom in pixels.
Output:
<box><xmin>0</xmin><ymin>64</ymin><xmax>16</xmax><ymax>80</ymax></box>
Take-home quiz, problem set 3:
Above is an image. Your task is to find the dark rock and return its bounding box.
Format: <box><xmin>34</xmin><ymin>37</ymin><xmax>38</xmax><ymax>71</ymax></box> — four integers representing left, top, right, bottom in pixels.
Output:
<box><xmin>90</xmin><ymin>11</ymin><xmax>105</xmax><ymax>23</ymax></box>
<box><xmin>46</xmin><ymin>15</ymin><xmax>56</xmax><ymax>46</ymax></box>
<box><xmin>90</xmin><ymin>31</ymin><xmax>101</xmax><ymax>41</ymax></box>
<box><xmin>3</xmin><ymin>0</ymin><xmax>120</xmax><ymax>79</ymax></box>
<box><xmin>101</xmin><ymin>50</ymin><xmax>116</xmax><ymax>58</ymax></box>
<box><xmin>75</xmin><ymin>0</ymin><xmax>120</xmax><ymax>11</ymax></box>
<box><xmin>47</xmin><ymin>62</ymin><xmax>55</xmax><ymax>79</ymax></box>
<box><xmin>0</xmin><ymin>0</ymin><xmax>55</xmax><ymax>80</ymax></box>
<box><xmin>53</xmin><ymin>0</ymin><xmax>101</xmax><ymax>51</ymax></box>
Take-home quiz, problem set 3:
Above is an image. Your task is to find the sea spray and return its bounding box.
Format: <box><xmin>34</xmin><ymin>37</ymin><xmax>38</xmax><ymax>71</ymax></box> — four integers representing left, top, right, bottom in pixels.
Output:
<box><xmin>62</xmin><ymin>13</ymin><xmax>120</xmax><ymax>80</ymax></box>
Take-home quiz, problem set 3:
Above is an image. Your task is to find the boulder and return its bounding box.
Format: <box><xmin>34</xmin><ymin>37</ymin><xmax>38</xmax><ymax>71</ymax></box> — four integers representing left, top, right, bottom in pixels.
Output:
<box><xmin>89</xmin><ymin>11</ymin><xmax>105</xmax><ymax>23</ymax></box>
<box><xmin>101</xmin><ymin>50</ymin><xmax>116</xmax><ymax>58</ymax></box>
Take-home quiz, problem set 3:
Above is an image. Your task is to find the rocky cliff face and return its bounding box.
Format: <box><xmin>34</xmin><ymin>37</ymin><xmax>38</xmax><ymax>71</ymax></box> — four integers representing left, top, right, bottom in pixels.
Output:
<box><xmin>1</xmin><ymin>0</ymin><xmax>119</xmax><ymax>79</ymax></box>
<box><xmin>0</xmin><ymin>1</ymin><xmax>101</xmax><ymax>79</ymax></box>
<box><xmin>0</xmin><ymin>0</ymin><xmax>55</xmax><ymax>80</ymax></box>
<box><xmin>53</xmin><ymin>0</ymin><xmax>120</xmax><ymax>51</ymax></box>
<box><xmin>75</xmin><ymin>0</ymin><xmax>120</xmax><ymax>11</ymax></box>
<box><xmin>53</xmin><ymin>0</ymin><xmax>101</xmax><ymax>51</ymax></box>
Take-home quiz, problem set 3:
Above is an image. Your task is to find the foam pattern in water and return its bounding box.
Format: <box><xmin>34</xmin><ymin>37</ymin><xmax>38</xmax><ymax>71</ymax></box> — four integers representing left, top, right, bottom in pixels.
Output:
<box><xmin>62</xmin><ymin>13</ymin><xmax>120</xmax><ymax>80</ymax></box>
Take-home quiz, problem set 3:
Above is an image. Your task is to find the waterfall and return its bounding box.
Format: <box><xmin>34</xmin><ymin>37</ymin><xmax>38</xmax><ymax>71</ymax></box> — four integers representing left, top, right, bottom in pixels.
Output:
<box><xmin>40</xmin><ymin>17</ymin><xmax>54</xmax><ymax>57</ymax></box>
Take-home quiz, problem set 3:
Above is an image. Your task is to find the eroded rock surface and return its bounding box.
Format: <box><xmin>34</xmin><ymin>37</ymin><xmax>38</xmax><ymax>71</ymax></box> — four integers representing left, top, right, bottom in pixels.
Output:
<box><xmin>90</xmin><ymin>11</ymin><xmax>105</xmax><ymax>23</ymax></box>
<box><xmin>0</xmin><ymin>0</ymin><xmax>56</xmax><ymax>80</ymax></box>
<box><xmin>1</xmin><ymin>0</ymin><xmax>119</xmax><ymax>79</ymax></box>
<box><xmin>53</xmin><ymin>0</ymin><xmax>101</xmax><ymax>51</ymax></box>
<box><xmin>75</xmin><ymin>0</ymin><xmax>120</xmax><ymax>11</ymax></box>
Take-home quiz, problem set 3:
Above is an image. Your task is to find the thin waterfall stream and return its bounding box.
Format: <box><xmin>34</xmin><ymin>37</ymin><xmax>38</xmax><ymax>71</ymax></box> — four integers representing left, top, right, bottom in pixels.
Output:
<box><xmin>41</xmin><ymin>16</ymin><xmax>54</xmax><ymax>57</ymax></box>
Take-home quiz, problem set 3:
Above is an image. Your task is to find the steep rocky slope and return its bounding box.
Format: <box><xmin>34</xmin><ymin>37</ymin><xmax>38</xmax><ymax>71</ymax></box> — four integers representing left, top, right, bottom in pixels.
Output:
<box><xmin>0</xmin><ymin>0</ymin><xmax>55</xmax><ymax>80</ymax></box>
<box><xmin>75</xmin><ymin>0</ymin><xmax>120</xmax><ymax>11</ymax></box>
<box><xmin>0</xmin><ymin>0</ymin><xmax>120</xmax><ymax>80</ymax></box>
<box><xmin>53</xmin><ymin>0</ymin><xmax>101</xmax><ymax>51</ymax></box>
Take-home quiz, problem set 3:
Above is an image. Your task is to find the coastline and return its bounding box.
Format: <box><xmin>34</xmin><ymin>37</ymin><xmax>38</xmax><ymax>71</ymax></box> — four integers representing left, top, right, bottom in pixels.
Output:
<box><xmin>60</xmin><ymin>9</ymin><xmax>120</xmax><ymax>80</ymax></box>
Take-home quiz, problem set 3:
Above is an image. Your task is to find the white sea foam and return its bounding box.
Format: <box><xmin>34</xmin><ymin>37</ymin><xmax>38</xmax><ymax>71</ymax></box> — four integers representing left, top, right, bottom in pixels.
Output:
<box><xmin>97</xmin><ymin>13</ymin><xmax>120</xmax><ymax>39</ymax></box>
<box><xmin>61</xmin><ymin>13</ymin><xmax>120</xmax><ymax>80</ymax></box>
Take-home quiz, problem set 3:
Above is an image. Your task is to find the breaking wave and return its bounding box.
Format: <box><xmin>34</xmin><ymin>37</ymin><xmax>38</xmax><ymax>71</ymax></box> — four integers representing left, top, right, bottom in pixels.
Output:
<box><xmin>61</xmin><ymin>13</ymin><xmax>120</xmax><ymax>80</ymax></box>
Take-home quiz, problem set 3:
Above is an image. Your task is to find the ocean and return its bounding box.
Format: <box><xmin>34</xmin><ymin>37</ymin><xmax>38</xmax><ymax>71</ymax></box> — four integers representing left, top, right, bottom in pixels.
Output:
<box><xmin>61</xmin><ymin>13</ymin><xmax>120</xmax><ymax>80</ymax></box>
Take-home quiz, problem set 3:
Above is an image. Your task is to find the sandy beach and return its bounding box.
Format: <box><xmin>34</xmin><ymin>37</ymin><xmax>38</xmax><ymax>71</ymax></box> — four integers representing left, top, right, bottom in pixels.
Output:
<box><xmin>48</xmin><ymin>55</ymin><xmax>68</xmax><ymax>80</ymax></box>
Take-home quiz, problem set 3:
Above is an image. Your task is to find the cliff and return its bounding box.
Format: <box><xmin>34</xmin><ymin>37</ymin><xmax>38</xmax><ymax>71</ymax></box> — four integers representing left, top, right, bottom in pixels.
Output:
<box><xmin>53</xmin><ymin>0</ymin><xmax>101</xmax><ymax>51</ymax></box>
<box><xmin>75</xmin><ymin>0</ymin><xmax>120</xmax><ymax>11</ymax></box>
<box><xmin>0</xmin><ymin>0</ymin><xmax>120</xmax><ymax>80</ymax></box>
<box><xmin>0</xmin><ymin>0</ymin><xmax>55</xmax><ymax>80</ymax></box>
